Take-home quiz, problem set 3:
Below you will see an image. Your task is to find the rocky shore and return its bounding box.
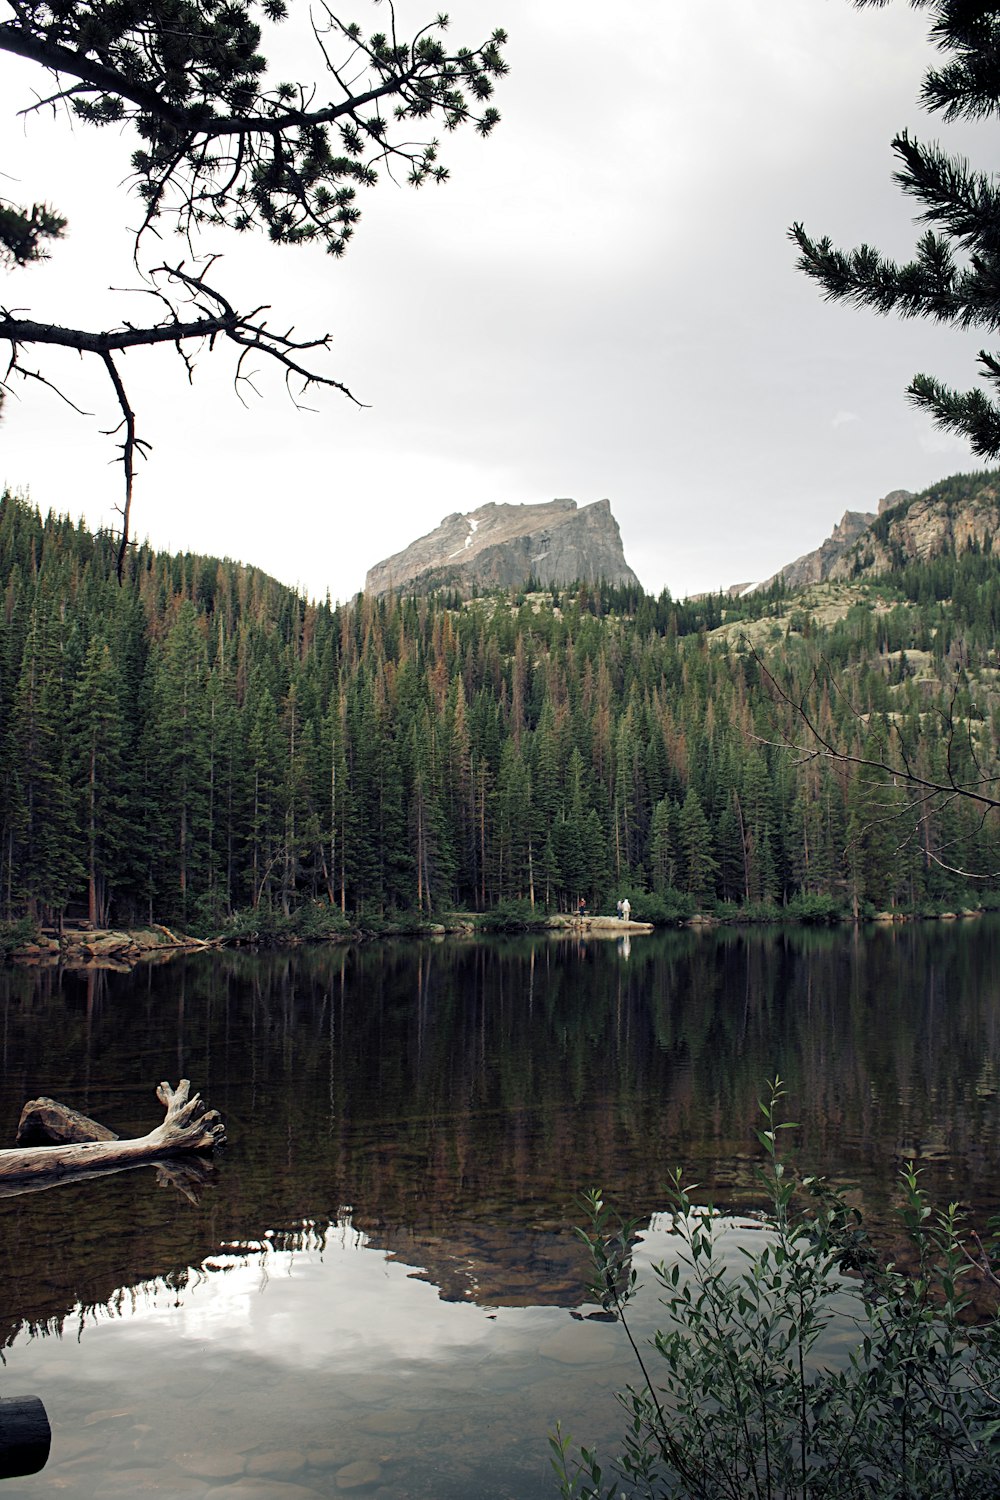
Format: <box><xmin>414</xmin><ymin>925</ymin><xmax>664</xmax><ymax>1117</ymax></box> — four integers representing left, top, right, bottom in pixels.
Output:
<box><xmin>6</xmin><ymin>911</ymin><xmax>663</xmax><ymax>969</ymax></box>
<box><xmin>13</xmin><ymin>925</ymin><xmax>220</xmax><ymax>971</ymax></box>
<box><xmin>7</xmin><ymin>906</ymin><xmax>980</xmax><ymax>970</ymax></box>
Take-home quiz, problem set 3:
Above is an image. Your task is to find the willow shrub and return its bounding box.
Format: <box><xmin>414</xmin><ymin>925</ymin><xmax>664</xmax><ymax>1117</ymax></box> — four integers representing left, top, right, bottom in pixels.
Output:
<box><xmin>552</xmin><ymin>1081</ymin><xmax>1000</xmax><ymax>1500</ymax></box>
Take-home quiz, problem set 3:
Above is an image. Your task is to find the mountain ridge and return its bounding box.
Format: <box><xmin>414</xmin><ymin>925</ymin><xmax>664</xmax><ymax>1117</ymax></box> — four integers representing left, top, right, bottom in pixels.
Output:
<box><xmin>730</xmin><ymin>471</ymin><xmax>1000</xmax><ymax>598</ymax></box>
<box><xmin>365</xmin><ymin>497</ymin><xmax>639</xmax><ymax>597</ymax></box>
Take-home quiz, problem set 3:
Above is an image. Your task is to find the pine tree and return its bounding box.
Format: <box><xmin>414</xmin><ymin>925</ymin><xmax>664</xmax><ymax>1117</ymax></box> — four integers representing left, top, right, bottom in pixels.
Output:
<box><xmin>281</xmin><ymin>680</ymin><xmax>309</xmax><ymax>916</ymax></box>
<box><xmin>70</xmin><ymin>635</ymin><xmax>128</xmax><ymax>926</ymax></box>
<box><xmin>495</xmin><ymin>739</ymin><xmax>533</xmax><ymax>902</ymax></box>
<box><xmin>649</xmin><ymin>796</ymin><xmax>676</xmax><ymax>894</ymax></box>
<box><xmin>792</xmin><ymin>2</ymin><xmax>1000</xmax><ymax>455</ymax></box>
<box><xmin>553</xmin><ymin>746</ymin><xmax>592</xmax><ymax>906</ymax></box>
<box><xmin>409</xmin><ymin>708</ymin><xmax>456</xmax><ymax>913</ymax></box>
<box><xmin>204</xmin><ymin>633</ymin><xmax>240</xmax><ymax>916</ymax></box>
<box><xmin>679</xmin><ymin>786</ymin><xmax>719</xmax><ymax>905</ymax></box>
<box><xmin>244</xmin><ymin>683</ymin><xmax>285</xmax><ymax>910</ymax></box>
<box><xmin>612</xmin><ymin>707</ymin><xmax>641</xmax><ymax>878</ymax></box>
<box><xmin>740</xmin><ymin>748</ymin><xmax>778</xmax><ymax>903</ymax></box>
<box><xmin>150</xmin><ymin>600</ymin><xmax>211</xmax><ymax>923</ymax></box>
<box><xmin>10</xmin><ymin>604</ymin><xmax>83</xmax><ymax>917</ymax></box>
<box><xmin>321</xmin><ymin>688</ymin><xmax>352</xmax><ymax>911</ymax></box>
<box><xmin>716</xmin><ymin>790</ymin><xmax>748</xmax><ymax>904</ymax></box>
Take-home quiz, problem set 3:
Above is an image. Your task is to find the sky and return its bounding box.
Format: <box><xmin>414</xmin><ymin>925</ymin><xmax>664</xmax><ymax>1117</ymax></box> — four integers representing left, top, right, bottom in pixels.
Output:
<box><xmin>0</xmin><ymin>0</ymin><xmax>991</xmax><ymax>605</ymax></box>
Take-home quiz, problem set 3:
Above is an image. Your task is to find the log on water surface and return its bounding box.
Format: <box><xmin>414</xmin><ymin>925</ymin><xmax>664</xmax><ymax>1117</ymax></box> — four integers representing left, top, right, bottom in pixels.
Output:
<box><xmin>0</xmin><ymin>1080</ymin><xmax>225</xmax><ymax>1183</ymax></box>
<box><xmin>0</xmin><ymin>1396</ymin><xmax>51</xmax><ymax>1479</ymax></box>
<box><xmin>16</xmin><ymin>1097</ymin><xmax>118</xmax><ymax>1145</ymax></box>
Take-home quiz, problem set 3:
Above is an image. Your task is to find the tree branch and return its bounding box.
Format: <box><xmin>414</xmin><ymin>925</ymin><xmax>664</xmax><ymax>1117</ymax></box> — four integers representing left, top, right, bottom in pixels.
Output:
<box><xmin>1</xmin><ymin>261</ymin><xmax>366</xmax><ymax>576</ymax></box>
<box><xmin>0</xmin><ymin>6</ymin><xmax>507</xmax><ymax>565</ymax></box>
<box><xmin>745</xmin><ymin>638</ymin><xmax>1000</xmax><ymax>813</ymax></box>
<box><xmin>0</xmin><ymin>21</ymin><xmax>191</xmax><ymax>127</ymax></box>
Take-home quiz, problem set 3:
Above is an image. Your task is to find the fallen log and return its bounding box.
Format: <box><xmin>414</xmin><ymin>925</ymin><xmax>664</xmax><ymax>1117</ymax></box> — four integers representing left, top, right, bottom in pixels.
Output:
<box><xmin>0</xmin><ymin>1080</ymin><xmax>225</xmax><ymax>1183</ymax></box>
<box><xmin>16</xmin><ymin>1097</ymin><xmax>118</xmax><ymax>1145</ymax></box>
<box><xmin>0</xmin><ymin>1395</ymin><xmax>51</xmax><ymax>1479</ymax></box>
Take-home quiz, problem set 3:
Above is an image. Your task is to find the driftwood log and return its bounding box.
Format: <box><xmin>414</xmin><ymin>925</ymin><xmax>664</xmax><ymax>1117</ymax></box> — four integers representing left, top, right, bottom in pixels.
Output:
<box><xmin>0</xmin><ymin>1080</ymin><xmax>225</xmax><ymax>1183</ymax></box>
<box><xmin>16</xmin><ymin>1097</ymin><xmax>118</xmax><ymax>1145</ymax></box>
<box><xmin>0</xmin><ymin>1395</ymin><xmax>51</xmax><ymax>1479</ymax></box>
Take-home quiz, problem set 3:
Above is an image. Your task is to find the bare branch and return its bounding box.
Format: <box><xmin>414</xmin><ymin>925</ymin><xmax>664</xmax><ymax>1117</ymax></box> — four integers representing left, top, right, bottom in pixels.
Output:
<box><xmin>0</xmin><ymin>6</ymin><xmax>506</xmax><ymax>563</ymax></box>
<box><xmin>745</xmin><ymin>637</ymin><xmax>1000</xmax><ymax>813</ymax></box>
<box><xmin>1</xmin><ymin>261</ymin><xmax>367</xmax><ymax>572</ymax></box>
<box><xmin>99</xmin><ymin>351</ymin><xmax>148</xmax><ymax>579</ymax></box>
<box><xmin>0</xmin><ymin>22</ymin><xmax>192</xmax><ymax>129</ymax></box>
<box><xmin>2</xmin><ymin>344</ymin><xmax>93</xmax><ymax>414</ymax></box>
<box><xmin>18</xmin><ymin>80</ymin><xmax>90</xmax><ymax>116</ymax></box>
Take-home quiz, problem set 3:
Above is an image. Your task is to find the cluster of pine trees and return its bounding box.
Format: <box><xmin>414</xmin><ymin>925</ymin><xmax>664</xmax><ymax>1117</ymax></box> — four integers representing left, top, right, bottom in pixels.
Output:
<box><xmin>2</xmin><ymin>491</ymin><xmax>998</xmax><ymax>932</ymax></box>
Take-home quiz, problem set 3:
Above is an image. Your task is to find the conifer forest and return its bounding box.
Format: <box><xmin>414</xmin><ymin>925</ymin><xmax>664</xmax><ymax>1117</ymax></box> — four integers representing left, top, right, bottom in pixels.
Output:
<box><xmin>3</xmin><ymin>483</ymin><xmax>1000</xmax><ymax>934</ymax></box>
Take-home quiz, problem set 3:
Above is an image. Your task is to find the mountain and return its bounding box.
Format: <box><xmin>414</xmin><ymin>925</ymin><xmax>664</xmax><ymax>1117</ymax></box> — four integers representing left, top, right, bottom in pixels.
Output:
<box><xmin>763</xmin><ymin>489</ymin><xmax>912</xmax><ymax>592</ymax></box>
<box><xmin>364</xmin><ymin>498</ymin><xmax>639</xmax><ymax>597</ymax></box>
<box><xmin>734</xmin><ymin>472</ymin><xmax>1000</xmax><ymax>597</ymax></box>
<box><xmin>828</xmin><ymin>474</ymin><xmax>1000</xmax><ymax>579</ymax></box>
<box><xmin>5</xmin><ymin>485</ymin><xmax>1000</xmax><ymax>929</ymax></box>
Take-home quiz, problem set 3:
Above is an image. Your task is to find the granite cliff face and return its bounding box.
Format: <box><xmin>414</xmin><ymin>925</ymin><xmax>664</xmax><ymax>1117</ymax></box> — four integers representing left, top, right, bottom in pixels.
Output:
<box><xmin>365</xmin><ymin>498</ymin><xmax>639</xmax><ymax>597</ymax></box>
<box><xmin>828</xmin><ymin>480</ymin><xmax>1000</xmax><ymax>579</ymax></box>
<box><xmin>768</xmin><ymin>490</ymin><xmax>912</xmax><ymax>590</ymax></box>
<box><xmin>735</xmin><ymin>475</ymin><xmax>1000</xmax><ymax>596</ymax></box>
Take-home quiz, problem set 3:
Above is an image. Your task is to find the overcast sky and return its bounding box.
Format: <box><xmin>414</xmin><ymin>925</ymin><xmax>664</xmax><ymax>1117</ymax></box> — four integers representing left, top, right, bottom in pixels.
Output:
<box><xmin>0</xmin><ymin>0</ymin><xmax>990</xmax><ymax>604</ymax></box>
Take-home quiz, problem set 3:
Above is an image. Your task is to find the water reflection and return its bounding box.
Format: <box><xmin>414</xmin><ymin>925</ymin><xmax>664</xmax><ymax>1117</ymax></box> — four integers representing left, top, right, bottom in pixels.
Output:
<box><xmin>4</xmin><ymin>1213</ymin><xmax>633</xmax><ymax>1499</ymax></box>
<box><xmin>1</xmin><ymin>924</ymin><xmax>999</xmax><ymax>1495</ymax></box>
<box><xmin>1</xmin><ymin>1207</ymin><xmax>871</xmax><ymax>1500</ymax></box>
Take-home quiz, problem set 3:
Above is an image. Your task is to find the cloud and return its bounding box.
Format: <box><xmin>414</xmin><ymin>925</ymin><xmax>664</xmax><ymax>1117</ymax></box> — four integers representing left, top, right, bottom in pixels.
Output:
<box><xmin>0</xmin><ymin>0</ymin><xmax>983</xmax><ymax>604</ymax></box>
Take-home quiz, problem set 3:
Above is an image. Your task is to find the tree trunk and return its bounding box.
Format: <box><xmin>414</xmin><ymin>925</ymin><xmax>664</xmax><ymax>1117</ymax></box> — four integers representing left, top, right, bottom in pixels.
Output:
<box><xmin>16</xmin><ymin>1098</ymin><xmax>117</xmax><ymax>1145</ymax></box>
<box><xmin>0</xmin><ymin>1396</ymin><xmax>50</xmax><ymax>1480</ymax></box>
<box><xmin>0</xmin><ymin>1080</ymin><xmax>224</xmax><ymax>1183</ymax></box>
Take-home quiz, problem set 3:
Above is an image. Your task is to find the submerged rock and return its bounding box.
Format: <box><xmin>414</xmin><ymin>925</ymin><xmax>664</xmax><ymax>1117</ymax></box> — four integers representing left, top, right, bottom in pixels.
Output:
<box><xmin>335</xmin><ymin>1458</ymin><xmax>384</xmax><ymax>1490</ymax></box>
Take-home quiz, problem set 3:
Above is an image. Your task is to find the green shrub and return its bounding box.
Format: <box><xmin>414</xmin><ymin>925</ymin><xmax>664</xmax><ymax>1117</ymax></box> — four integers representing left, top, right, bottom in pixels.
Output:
<box><xmin>474</xmin><ymin>897</ymin><xmax>537</xmax><ymax>932</ymax></box>
<box><xmin>628</xmin><ymin>889</ymin><xmax>696</xmax><ymax>925</ymax></box>
<box><xmin>553</xmin><ymin>1080</ymin><xmax>1000</xmax><ymax>1500</ymax></box>
<box><xmin>293</xmin><ymin>902</ymin><xmax>352</xmax><ymax>940</ymax></box>
<box><xmin>0</xmin><ymin>916</ymin><xmax>38</xmax><ymax>956</ymax></box>
<box><xmin>735</xmin><ymin>898</ymin><xmax>783</xmax><ymax>923</ymax></box>
<box><xmin>785</xmin><ymin>891</ymin><xmax>844</xmax><ymax>924</ymax></box>
<box><xmin>186</xmin><ymin>892</ymin><xmax>233</xmax><ymax>938</ymax></box>
<box><xmin>712</xmin><ymin>899</ymin><xmax>740</xmax><ymax>920</ymax></box>
<box><xmin>221</xmin><ymin>902</ymin><xmax>353</xmax><ymax>943</ymax></box>
<box><xmin>221</xmin><ymin>905</ymin><xmax>297</xmax><ymax>943</ymax></box>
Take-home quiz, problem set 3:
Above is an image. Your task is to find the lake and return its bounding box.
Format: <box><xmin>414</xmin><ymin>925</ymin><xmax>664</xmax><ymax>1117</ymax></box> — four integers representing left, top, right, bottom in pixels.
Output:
<box><xmin>1</xmin><ymin>921</ymin><xmax>999</xmax><ymax>1498</ymax></box>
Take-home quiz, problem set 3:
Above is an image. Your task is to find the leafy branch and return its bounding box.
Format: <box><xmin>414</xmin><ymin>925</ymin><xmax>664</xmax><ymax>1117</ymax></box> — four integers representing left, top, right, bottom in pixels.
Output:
<box><xmin>0</xmin><ymin>2</ymin><xmax>509</xmax><ymax>570</ymax></box>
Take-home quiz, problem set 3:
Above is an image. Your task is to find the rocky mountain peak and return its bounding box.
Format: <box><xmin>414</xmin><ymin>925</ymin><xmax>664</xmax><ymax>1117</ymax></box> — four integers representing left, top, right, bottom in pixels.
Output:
<box><xmin>878</xmin><ymin>488</ymin><xmax>912</xmax><ymax>516</ymax></box>
<box><xmin>365</xmin><ymin>498</ymin><xmax>639</xmax><ymax>597</ymax></box>
<box><xmin>755</xmin><ymin>490</ymin><xmax>914</xmax><ymax>592</ymax></box>
<box><xmin>732</xmin><ymin>474</ymin><xmax>1000</xmax><ymax>597</ymax></box>
<box><xmin>830</xmin><ymin>476</ymin><xmax>1000</xmax><ymax>577</ymax></box>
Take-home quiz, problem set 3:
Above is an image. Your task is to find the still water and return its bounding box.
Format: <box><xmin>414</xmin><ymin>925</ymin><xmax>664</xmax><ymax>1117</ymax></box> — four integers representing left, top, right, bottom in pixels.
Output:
<box><xmin>1</xmin><ymin>922</ymin><xmax>999</xmax><ymax>1498</ymax></box>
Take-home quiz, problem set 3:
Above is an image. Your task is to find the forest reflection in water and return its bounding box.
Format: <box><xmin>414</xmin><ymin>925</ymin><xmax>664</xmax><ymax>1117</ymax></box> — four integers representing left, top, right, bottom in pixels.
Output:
<box><xmin>0</xmin><ymin>921</ymin><xmax>999</xmax><ymax>1497</ymax></box>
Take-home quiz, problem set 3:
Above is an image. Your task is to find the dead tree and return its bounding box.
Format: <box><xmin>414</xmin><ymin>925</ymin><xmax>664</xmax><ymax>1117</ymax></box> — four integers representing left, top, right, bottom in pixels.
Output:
<box><xmin>0</xmin><ymin>1080</ymin><xmax>224</xmax><ymax>1184</ymax></box>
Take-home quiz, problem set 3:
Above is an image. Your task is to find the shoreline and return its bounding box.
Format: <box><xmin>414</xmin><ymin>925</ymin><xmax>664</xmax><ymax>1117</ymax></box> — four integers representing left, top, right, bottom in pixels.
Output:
<box><xmin>2</xmin><ymin>904</ymin><xmax>988</xmax><ymax>970</ymax></box>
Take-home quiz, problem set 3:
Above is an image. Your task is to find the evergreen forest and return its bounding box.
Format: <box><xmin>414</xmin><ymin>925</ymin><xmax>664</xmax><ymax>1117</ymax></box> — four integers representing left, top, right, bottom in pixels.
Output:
<box><xmin>3</xmin><ymin>483</ymin><xmax>1000</xmax><ymax>935</ymax></box>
